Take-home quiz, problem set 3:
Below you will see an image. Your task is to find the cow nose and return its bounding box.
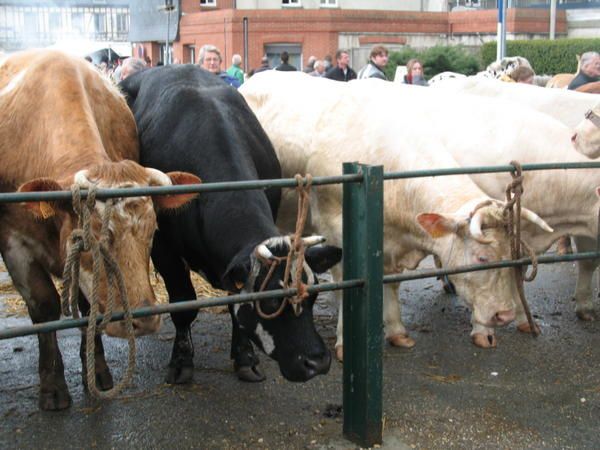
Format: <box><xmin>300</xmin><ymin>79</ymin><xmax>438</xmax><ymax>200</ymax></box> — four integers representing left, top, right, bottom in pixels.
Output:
<box><xmin>494</xmin><ymin>309</ymin><xmax>515</xmax><ymax>326</ymax></box>
<box><xmin>294</xmin><ymin>351</ymin><xmax>331</xmax><ymax>381</ymax></box>
<box><xmin>571</xmin><ymin>133</ymin><xmax>577</xmax><ymax>143</ymax></box>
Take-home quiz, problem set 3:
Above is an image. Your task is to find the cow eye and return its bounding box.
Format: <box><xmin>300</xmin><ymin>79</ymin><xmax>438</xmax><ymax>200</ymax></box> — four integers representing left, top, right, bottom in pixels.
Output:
<box><xmin>477</xmin><ymin>256</ymin><xmax>489</xmax><ymax>263</ymax></box>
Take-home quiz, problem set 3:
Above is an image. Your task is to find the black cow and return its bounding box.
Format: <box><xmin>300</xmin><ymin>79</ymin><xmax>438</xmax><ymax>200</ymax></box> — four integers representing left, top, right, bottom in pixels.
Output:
<box><xmin>120</xmin><ymin>65</ymin><xmax>341</xmax><ymax>383</ymax></box>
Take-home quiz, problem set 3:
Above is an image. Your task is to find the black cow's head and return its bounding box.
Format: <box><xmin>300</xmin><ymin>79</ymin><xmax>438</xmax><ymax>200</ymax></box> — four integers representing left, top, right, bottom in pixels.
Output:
<box><xmin>224</xmin><ymin>236</ymin><xmax>342</xmax><ymax>382</ymax></box>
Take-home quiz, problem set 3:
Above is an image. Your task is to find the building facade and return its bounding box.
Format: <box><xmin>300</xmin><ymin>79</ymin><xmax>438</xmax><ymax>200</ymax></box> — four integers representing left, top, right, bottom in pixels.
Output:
<box><xmin>0</xmin><ymin>1</ymin><xmax>130</xmax><ymax>52</ymax></box>
<box><xmin>130</xmin><ymin>1</ymin><xmax>598</xmax><ymax>71</ymax></box>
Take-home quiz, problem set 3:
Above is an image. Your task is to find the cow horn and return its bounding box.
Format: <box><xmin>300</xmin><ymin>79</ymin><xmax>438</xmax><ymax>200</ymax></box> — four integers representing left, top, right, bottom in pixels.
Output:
<box><xmin>146</xmin><ymin>168</ymin><xmax>172</xmax><ymax>186</ymax></box>
<box><xmin>302</xmin><ymin>236</ymin><xmax>326</xmax><ymax>247</ymax></box>
<box><xmin>73</xmin><ymin>169</ymin><xmax>92</xmax><ymax>187</ymax></box>
<box><xmin>256</xmin><ymin>244</ymin><xmax>274</xmax><ymax>260</ymax></box>
<box><xmin>469</xmin><ymin>211</ymin><xmax>494</xmax><ymax>244</ymax></box>
<box><xmin>520</xmin><ymin>208</ymin><xmax>554</xmax><ymax>233</ymax></box>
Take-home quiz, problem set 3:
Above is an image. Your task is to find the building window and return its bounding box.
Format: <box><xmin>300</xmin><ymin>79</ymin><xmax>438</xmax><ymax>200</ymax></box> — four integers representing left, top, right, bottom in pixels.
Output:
<box><xmin>71</xmin><ymin>12</ymin><xmax>84</xmax><ymax>33</ymax></box>
<box><xmin>320</xmin><ymin>0</ymin><xmax>337</xmax><ymax>6</ymax></box>
<box><xmin>94</xmin><ymin>13</ymin><xmax>106</xmax><ymax>33</ymax></box>
<box><xmin>200</xmin><ymin>0</ymin><xmax>216</xmax><ymax>6</ymax></box>
<box><xmin>116</xmin><ymin>13</ymin><xmax>127</xmax><ymax>33</ymax></box>
<box><xmin>49</xmin><ymin>12</ymin><xmax>61</xmax><ymax>30</ymax></box>
<box><xmin>282</xmin><ymin>0</ymin><xmax>301</xmax><ymax>6</ymax></box>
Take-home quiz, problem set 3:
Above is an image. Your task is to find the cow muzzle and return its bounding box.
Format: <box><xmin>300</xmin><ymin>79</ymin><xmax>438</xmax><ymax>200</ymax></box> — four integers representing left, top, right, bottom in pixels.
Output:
<box><xmin>281</xmin><ymin>350</ymin><xmax>331</xmax><ymax>382</ymax></box>
<box><xmin>105</xmin><ymin>314</ymin><xmax>161</xmax><ymax>338</ymax></box>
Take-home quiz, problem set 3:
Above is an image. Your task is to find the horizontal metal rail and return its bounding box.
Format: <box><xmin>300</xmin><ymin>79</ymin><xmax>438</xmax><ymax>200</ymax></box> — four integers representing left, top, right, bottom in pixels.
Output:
<box><xmin>3</xmin><ymin>251</ymin><xmax>598</xmax><ymax>341</ymax></box>
<box><xmin>384</xmin><ymin>251</ymin><xmax>600</xmax><ymax>283</ymax></box>
<box><xmin>0</xmin><ymin>174</ymin><xmax>364</xmax><ymax>203</ymax></box>
<box><xmin>1</xmin><ymin>161</ymin><xmax>600</xmax><ymax>203</ymax></box>
<box><xmin>384</xmin><ymin>161</ymin><xmax>600</xmax><ymax>180</ymax></box>
<box><xmin>0</xmin><ymin>280</ymin><xmax>363</xmax><ymax>340</ymax></box>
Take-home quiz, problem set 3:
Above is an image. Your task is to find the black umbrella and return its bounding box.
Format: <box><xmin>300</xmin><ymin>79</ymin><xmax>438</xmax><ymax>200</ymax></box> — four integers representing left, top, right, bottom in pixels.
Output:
<box><xmin>87</xmin><ymin>48</ymin><xmax>121</xmax><ymax>65</ymax></box>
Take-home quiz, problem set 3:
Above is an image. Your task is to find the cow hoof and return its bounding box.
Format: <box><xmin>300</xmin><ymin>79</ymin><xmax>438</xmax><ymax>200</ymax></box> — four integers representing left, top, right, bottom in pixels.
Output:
<box><xmin>387</xmin><ymin>334</ymin><xmax>416</xmax><ymax>348</ymax></box>
<box><xmin>472</xmin><ymin>333</ymin><xmax>497</xmax><ymax>348</ymax></box>
<box><xmin>576</xmin><ymin>309</ymin><xmax>596</xmax><ymax>321</ymax></box>
<box><xmin>39</xmin><ymin>388</ymin><xmax>72</xmax><ymax>411</ymax></box>
<box><xmin>236</xmin><ymin>365</ymin><xmax>266</xmax><ymax>383</ymax></box>
<box><xmin>166</xmin><ymin>366</ymin><xmax>194</xmax><ymax>385</ymax></box>
<box><xmin>82</xmin><ymin>369</ymin><xmax>114</xmax><ymax>391</ymax></box>
<box><xmin>335</xmin><ymin>346</ymin><xmax>343</xmax><ymax>362</ymax></box>
<box><xmin>517</xmin><ymin>322</ymin><xmax>541</xmax><ymax>335</ymax></box>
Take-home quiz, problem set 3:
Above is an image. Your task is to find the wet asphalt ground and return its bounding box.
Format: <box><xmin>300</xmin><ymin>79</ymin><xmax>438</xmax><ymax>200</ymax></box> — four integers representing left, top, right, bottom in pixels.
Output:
<box><xmin>1</xmin><ymin>257</ymin><xmax>599</xmax><ymax>450</ymax></box>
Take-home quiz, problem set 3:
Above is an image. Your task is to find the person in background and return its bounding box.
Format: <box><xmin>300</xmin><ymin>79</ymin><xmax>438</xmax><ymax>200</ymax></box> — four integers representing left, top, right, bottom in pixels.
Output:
<box><xmin>227</xmin><ymin>54</ymin><xmax>245</xmax><ymax>86</ymax></box>
<box><xmin>509</xmin><ymin>65</ymin><xmax>535</xmax><ymax>84</ymax></box>
<box><xmin>275</xmin><ymin>51</ymin><xmax>297</xmax><ymax>71</ymax></box>
<box><xmin>325</xmin><ymin>49</ymin><xmax>357</xmax><ymax>82</ymax></box>
<box><xmin>304</xmin><ymin>55</ymin><xmax>316</xmax><ymax>73</ymax></box>
<box><xmin>120</xmin><ymin>57</ymin><xmax>147</xmax><ymax>81</ymax></box>
<box><xmin>568</xmin><ymin>51</ymin><xmax>600</xmax><ymax>90</ymax></box>
<box><xmin>309</xmin><ymin>60</ymin><xmax>326</xmax><ymax>77</ymax></box>
<box><xmin>357</xmin><ymin>45</ymin><xmax>389</xmax><ymax>80</ymax></box>
<box><xmin>198</xmin><ymin>44</ymin><xmax>241</xmax><ymax>88</ymax></box>
<box><xmin>324</xmin><ymin>54</ymin><xmax>333</xmax><ymax>71</ymax></box>
<box><xmin>402</xmin><ymin>58</ymin><xmax>429</xmax><ymax>86</ymax></box>
<box><xmin>252</xmin><ymin>55</ymin><xmax>270</xmax><ymax>76</ymax></box>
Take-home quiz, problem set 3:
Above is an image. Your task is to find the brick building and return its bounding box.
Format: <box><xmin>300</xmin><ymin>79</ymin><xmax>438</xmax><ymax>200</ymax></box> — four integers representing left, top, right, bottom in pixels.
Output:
<box><xmin>129</xmin><ymin>1</ymin><xmax>598</xmax><ymax>71</ymax></box>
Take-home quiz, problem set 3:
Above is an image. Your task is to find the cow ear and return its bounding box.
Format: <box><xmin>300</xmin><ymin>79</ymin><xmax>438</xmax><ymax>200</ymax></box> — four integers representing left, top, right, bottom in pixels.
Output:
<box><xmin>305</xmin><ymin>245</ymin><xmax>342</xmax><ymax>274</ymax></box>
<box><xmin>416</xmin><ymin>213</ymin><xmax>457</xmax><ymax>238</ymax></box>
<box><xmin>118</xmin><ymin>71</ymin><xmax>144</xmax><ymax>107</ymax></box>
<box><xmin>153</xmin><ymin>172</ymin><xmax>201</xmax><ymax>211</ymax></box>
<box><xmin>18</xmin><ymin>178</ymin><xmax>64</xmax><ymax>219</ymax></box>
<box><xmin>222</xmin><ymin>253</ymin><xmax>251</xmax><ymax>293</ymax></box>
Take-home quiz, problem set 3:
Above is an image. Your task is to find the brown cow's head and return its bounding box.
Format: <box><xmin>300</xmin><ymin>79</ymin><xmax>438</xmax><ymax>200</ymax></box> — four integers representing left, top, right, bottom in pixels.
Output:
<box><xmin>19</xmin><ymin>160</ymin><xmax>200</xmax><ymax>338</ymax></box>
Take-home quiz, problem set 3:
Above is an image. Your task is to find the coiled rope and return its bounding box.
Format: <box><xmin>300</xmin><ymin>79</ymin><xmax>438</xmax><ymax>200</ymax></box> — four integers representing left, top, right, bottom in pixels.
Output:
<box><xmin>254</xmin><ymin>174</ymin><xmax>313</xmax><ymax>319</ymax></box>
<box><xmin>60</xmin><ymin>184</ymin><xmax>136</xmax><ymax>398</ymax></box>
<box><xmin>504</xmin><ymin>161</ymin><xmax>539</xmax><ymax>336</ymax></box>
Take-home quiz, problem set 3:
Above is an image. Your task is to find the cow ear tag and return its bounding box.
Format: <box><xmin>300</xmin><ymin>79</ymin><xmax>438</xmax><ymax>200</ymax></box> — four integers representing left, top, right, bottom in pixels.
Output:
<box><xmin>416</xmin><ymin>213</ymin><xmax>453</xmax><ymax>238</ymax></box>
<box><xmin>39</xmin><ymin>202</ymin><xmax>55</xmax><ymax>219</ymax></box>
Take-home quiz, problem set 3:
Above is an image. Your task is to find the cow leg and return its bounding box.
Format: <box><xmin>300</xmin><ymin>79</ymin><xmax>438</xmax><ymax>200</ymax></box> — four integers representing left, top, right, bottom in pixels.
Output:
<box><xmin>228</xmin><ymin>305</ymin><xmax>265</xmax><ymax>382</ymax></box>
<box><xmin>572</xmin><ymin>236</ymin><xmax>599</xmax><ymax>321</ymax></box>
<box><xmin>1</xmin><ymin>250</ymin><xmax>71</xmax><ymax>410</ymax></box>
<box><xmin>151</xmin><ymin>233</ymin><xmax>197</xmax><ymax>384</ymax></box>
<box><xmin>384</xmin><ymin>283</ymin><xmax>414</xmax><ymax>348</ymax></box>
<box><xmin>335</xmin><ymin>280</ymin><xmax>413</xmax><ymax>362</ymax></box>
<box><xmin>77</xmin><ymin>294</ymin><xmax>114</xmax><ymax>391</ymax></box>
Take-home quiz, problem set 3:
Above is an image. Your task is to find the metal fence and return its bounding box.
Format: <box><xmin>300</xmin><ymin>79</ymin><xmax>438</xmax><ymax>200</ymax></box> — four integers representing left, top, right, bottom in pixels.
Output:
<box><xmin>1</xmin><ymin>161</ymin><xmax>600</xmax><ymax>448</ymax></box>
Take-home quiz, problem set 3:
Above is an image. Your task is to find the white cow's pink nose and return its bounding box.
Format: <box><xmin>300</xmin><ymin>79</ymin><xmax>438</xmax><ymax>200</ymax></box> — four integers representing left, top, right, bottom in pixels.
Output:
<box><xmin>571</xmin><ymin>133</ymin><xmax>577</xmax><ymax>143</ymax></box>
<box><xmin>495</xmin><ymin>309</ymin><xmax>515</xmax><ymax>326</ymax></box>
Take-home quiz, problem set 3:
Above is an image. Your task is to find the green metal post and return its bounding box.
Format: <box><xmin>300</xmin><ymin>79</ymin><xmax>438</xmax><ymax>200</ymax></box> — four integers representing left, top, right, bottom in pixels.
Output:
<box><xmin>342</xmin><ymin>162</ymin><xmax>384</xmax><ymax>447</ymax></box>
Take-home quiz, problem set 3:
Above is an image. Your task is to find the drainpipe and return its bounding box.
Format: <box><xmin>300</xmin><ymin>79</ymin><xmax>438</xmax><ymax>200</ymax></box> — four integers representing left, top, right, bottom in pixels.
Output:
<box><xmin>550</xmin><ymin>0</ymin><xmax>557</xmax><ymax>40</ymax></box>
<box><xmin>497</xmin><ymin>0</ymin><xmax>507</xmax><ymax>60</ymax></box>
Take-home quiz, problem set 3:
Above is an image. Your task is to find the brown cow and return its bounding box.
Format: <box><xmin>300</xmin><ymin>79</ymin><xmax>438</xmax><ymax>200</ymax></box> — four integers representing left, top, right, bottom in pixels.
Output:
<box><xmin>0</xmin><ymin>49</ymin><xmax>199</xmax><ymax>410</ymax></box>
<box><xmin>576</xmin><ymin>81</ymin><xmax>600</xmax><ymax>94</ymax></box>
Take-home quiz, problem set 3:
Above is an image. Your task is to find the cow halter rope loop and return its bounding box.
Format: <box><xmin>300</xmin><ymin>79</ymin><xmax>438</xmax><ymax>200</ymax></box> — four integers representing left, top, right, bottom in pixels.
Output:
<box><xmin>60</xmin><ymin>184</ymin><xmax>136</xmax><ymax>399</ymax></box>
<box><xmin>504</xmin><ymin>161</ymin><xmax>540</xmax><ymax>337</ymax></box>
<box><xmin>254</xmin><ymin>174</ymin><xmax>313</xmax><ymax>319</ymax></box>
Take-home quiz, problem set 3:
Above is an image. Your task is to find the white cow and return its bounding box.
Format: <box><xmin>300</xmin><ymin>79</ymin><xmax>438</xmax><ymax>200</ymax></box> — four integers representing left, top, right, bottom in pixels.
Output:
<box><xmin>429</xmin><ymin>76</ymin><xmax>598</xmax><ymax>129</ymax></box>
<box><xmin>360</xmin><ymin>79</ymin><xmax>600</xmax><ymax>330</ymax></box>
<box><xmin>240</xmin><ymin>72</ymin><xmax>553</xmax><ymax>357</ymax></box>
<box><xmin>572</xmin><ymin>103</ymin><xmax>600</xmax><ymax>158</ymax></box>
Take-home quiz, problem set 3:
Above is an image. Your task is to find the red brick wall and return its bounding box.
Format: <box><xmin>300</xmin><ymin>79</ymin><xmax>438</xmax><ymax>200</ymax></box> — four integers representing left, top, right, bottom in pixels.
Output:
<box><xmin>164</xmin><ymin>8</ymin><xmax>567</xmax><ymax>71</ymax></box>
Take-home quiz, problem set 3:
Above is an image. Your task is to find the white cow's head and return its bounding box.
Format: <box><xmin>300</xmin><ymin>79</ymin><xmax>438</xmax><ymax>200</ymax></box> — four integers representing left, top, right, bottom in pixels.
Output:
<box><xmin>571</xmin><ymin>104</ymin><xmax>600</xmax><ymax>159</ymax></box>
<box><xmin>418</xmin><ymin>200</ymin><xmax>552</xmax><ymax>347</ymax></box>
<box><xmin>485</xmin><ymin>56</ymin><xmax>531</xmax><ymax>79</ymax></box>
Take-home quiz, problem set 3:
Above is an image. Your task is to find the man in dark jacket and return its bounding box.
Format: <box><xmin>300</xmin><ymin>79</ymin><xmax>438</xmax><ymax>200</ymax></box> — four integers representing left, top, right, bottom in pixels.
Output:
<box><xmin>275</xmin><ymin>51</ymin><xmax>297</xmax><ymax>72</ymax></box>
<box><xmin>325</xmin><ymin>49</ymin><xmax>357</xmax><ymax>82</ymax></box>
<box><xmin>568</xmin><ymin>51</ymin><xmax>600</xmax><ymax>90</ymax></box>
